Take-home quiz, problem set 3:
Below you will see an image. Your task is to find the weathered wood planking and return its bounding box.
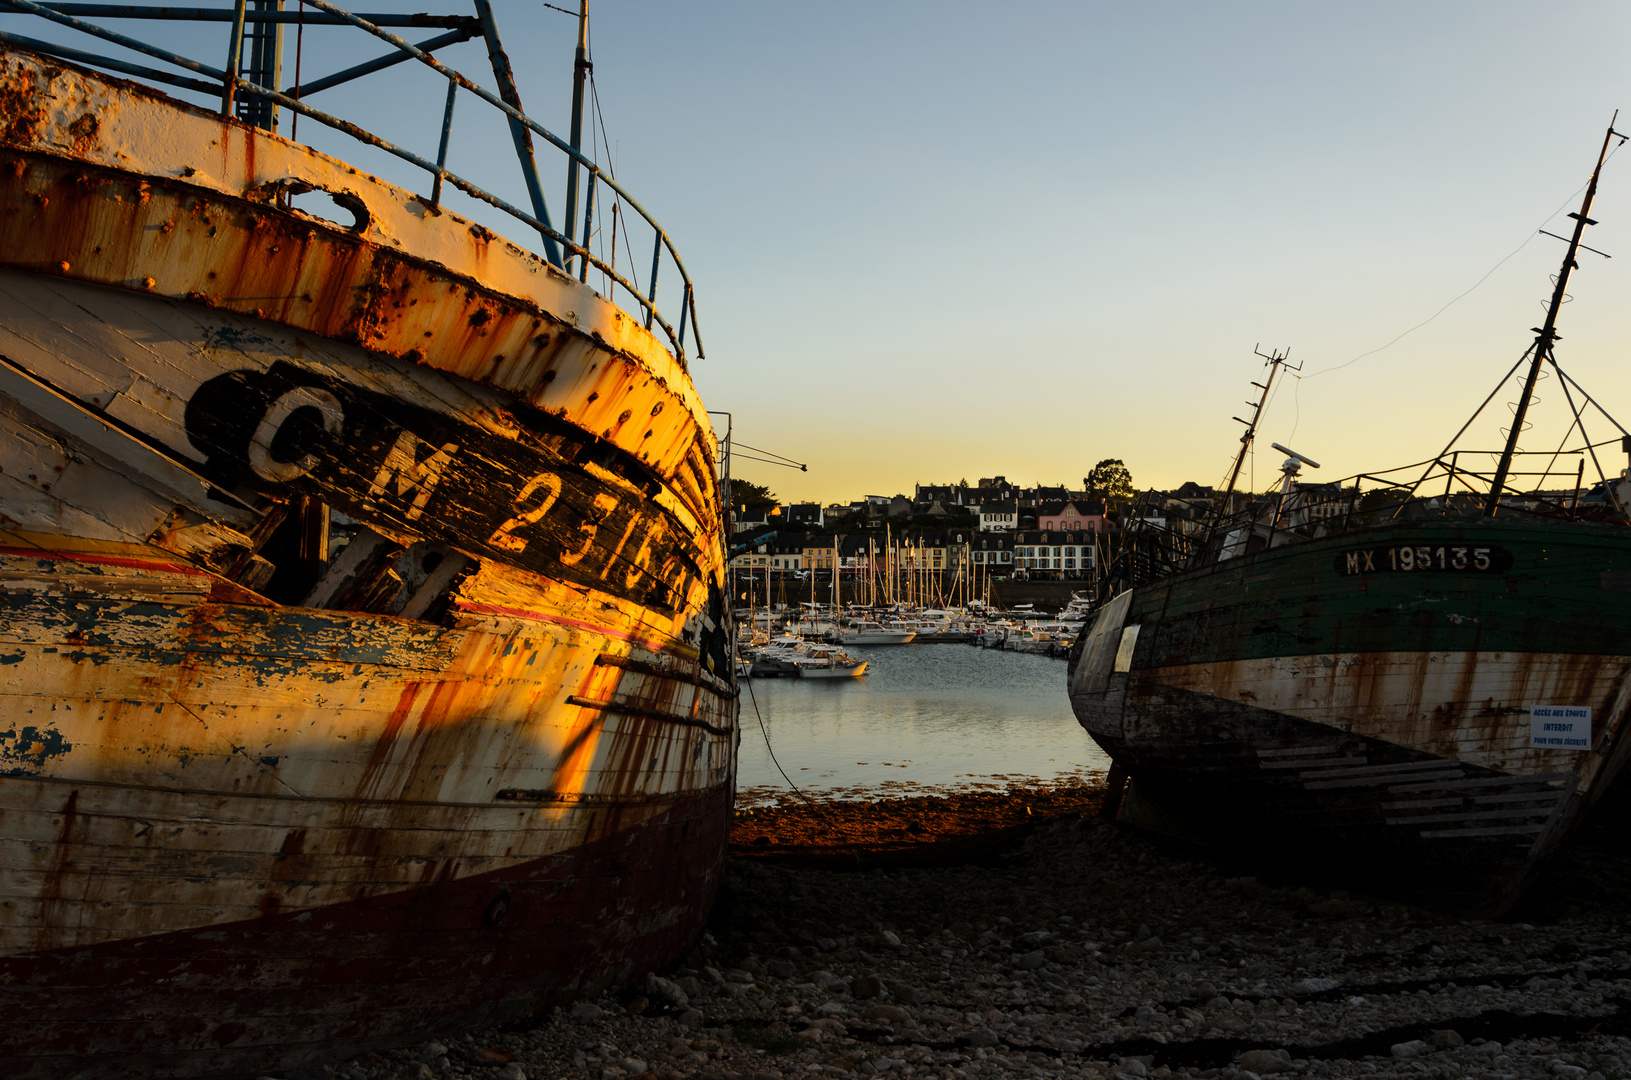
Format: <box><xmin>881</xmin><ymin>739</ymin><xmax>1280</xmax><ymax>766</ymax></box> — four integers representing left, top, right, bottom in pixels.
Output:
<box><xmin>0</xmin><ymin>790</ymin><xmax>731</xmax><ymax>1078</ymax></box>
<box><xmin>1137</xmin><ymin>651</ymin><xmax>1631</xmax><ymax>772</ymax></box>
<box><xmin>0</xmin><ymin>538</ymin><xmax>733</xmax><ymax>942</ymax></box>
<box><xmin>0</xmin><ymin>269</ymin><xmax>721</xmax><ymax>631</ymax></box>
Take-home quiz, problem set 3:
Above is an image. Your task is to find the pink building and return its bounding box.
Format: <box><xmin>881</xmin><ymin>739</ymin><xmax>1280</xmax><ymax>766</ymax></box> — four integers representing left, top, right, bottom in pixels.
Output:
<box><xmin>1037</xmin><ymin>499</ymin><xmax>1110</xmax><ymax>533</ymax></box>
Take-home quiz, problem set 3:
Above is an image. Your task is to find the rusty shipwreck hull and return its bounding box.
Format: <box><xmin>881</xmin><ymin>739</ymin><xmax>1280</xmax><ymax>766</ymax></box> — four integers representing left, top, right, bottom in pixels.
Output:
<box><xmin>0</xmin><ymin>47</ymin><xmax>737</xmax><ymax>1078</ymax></box>
<box><xmin>1068</xmin><ymin>519</ymin><xmax>1631</xmax><ymax>914</ymax></box>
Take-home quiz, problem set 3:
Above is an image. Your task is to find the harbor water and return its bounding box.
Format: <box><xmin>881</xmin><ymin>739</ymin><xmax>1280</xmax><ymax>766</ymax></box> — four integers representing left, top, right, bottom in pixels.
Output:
<box><xmin>736</xmin><ymin>643</ymin><xmax>1111</xmax><ymax>802</ymax></box>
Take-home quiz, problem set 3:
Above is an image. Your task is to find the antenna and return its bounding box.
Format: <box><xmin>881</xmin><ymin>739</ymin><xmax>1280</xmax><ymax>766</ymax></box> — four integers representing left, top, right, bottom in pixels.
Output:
<box><xmin>1270</xmin><ymin>442</ymin><xmax>1321</xmax><ymax>470</ymax></box>
<box><xmin>1200</xmin><ymin>346</ymin><xmax>1304</xmax><ymax>549</ymax></box>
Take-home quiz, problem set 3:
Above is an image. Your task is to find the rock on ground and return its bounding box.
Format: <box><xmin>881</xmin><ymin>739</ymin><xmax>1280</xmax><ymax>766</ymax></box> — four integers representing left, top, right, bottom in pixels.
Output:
<box><xmin>299</xmin><ymin>787</ymin><xmax>1631</xmax><ymax>1080</ymax></box>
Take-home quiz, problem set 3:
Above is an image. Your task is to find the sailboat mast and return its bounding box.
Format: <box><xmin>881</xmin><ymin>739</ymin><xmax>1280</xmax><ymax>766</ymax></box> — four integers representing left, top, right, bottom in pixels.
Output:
<box><xmin>1485</xmin><ymin>115</ymin><xmax>1622</xmax><ymax>516</ymax></box>
<box><xmin>885</xmin><ymin>524</ymin><xmax>893</xmax><ymax>605</ymax></box>
<box><xmin>833</xmin><ymin>536</ymin><xmax>839</xmax><ymax>612</ymax></box>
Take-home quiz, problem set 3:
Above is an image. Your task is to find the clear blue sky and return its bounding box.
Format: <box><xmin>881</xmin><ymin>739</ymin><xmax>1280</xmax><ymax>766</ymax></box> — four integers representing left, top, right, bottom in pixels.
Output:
<box><xmin>19</xmin><ymin>2</ymin><xmax>1631</xmax><ymax>503</ymax></box>
<box><xmin>579</xmin><ymin>1</ymin><xmax>1631</xmax><ymax>503</ymax></box>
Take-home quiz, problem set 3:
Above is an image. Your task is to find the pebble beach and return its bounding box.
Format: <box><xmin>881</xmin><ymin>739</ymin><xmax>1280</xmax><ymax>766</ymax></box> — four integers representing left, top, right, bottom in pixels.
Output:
<box><xmin>300</xmin><ymin>784</ymin><xmax>1631</xmax><ymax>1080</ymax></box>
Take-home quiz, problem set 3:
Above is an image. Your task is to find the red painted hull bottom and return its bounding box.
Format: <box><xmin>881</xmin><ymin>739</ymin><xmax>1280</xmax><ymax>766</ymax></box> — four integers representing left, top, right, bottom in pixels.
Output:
<box><xmin>0</xmin><ymin>791</ymin><xmax>729</xmax><ymax>1079</ymax></box>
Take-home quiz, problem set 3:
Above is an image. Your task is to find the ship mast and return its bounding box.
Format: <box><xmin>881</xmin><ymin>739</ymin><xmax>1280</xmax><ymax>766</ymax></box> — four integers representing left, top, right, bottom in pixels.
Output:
<box><xmin>1485</xmin><ymin>114</ymin><xmax>1623</xmax><ymax>516</ymax></box>
<box><xmin>1209</xmin><ymin>346</ymin><xmax>1298</xmax><ymax>541</ymax></box>
<box><xmin>562</xmin><ymin>0</ymin><xmax>591</xmax><ymax>277</ymax></box>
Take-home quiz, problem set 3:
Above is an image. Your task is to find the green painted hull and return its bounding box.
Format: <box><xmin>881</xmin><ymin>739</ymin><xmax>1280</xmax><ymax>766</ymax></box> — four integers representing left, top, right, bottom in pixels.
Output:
<box><xmin>1067</xmin><ymin>515</ymin><xmax>1631</xmax><ymax>913</ymax></box>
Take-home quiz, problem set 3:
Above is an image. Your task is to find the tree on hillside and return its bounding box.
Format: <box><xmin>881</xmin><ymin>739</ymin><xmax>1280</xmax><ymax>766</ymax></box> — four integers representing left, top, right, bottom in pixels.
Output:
<box><xmin>1085</xmin><ymin>459</ymin><xmax>1135</xmax><ymax>502</ymax></box>
<box><xmin>732</xmin><ymin>481</ymin><xmax>778</xmax><ymax>510</ymax></box>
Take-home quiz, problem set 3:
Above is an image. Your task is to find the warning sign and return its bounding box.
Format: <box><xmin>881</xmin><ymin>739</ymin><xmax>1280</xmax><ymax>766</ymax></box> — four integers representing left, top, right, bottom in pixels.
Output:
<box><xmin>1530</xmin><ymin>705</ymin><xmax>1592</xmax><ymax>750</ymax></box>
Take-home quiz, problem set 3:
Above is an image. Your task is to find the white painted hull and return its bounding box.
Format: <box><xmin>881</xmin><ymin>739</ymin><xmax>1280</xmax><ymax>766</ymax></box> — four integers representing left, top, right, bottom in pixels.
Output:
<box><xmin>838</xmin><ymin>631</ymin><xmax>916</xmax><ymax>645</ymax></box>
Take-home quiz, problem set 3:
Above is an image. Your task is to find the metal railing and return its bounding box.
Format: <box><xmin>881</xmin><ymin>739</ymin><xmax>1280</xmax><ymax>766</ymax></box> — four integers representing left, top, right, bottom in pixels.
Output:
<box><xmin>0</xmin><ymin>0</ymin><xmax>705</xmax><ymax>368</ymax></box>
<box><xmin>1101</xmin><ymin>442</ymin><xmax>1631</xmax><ymax>593</ymax></box>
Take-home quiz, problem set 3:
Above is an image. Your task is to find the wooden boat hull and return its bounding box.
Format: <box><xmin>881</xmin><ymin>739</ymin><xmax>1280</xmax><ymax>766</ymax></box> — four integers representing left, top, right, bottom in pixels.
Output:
<box><xmin>1067</xmin><ymin>518</ymin><xmax>1631</xmax><ymax>914</ymax></box>
<box><xmin>3</xmin><ymin>782</ymin><xmax>727</xmax><ymax>1079</ymax></box>
<box><xmin>0</xmin><ymin>49</ymin><xmax>736</xmax><ymax>1076</ymax></box>
<box><xmin>794</xmin><ymin>661</ymin><xmax>868</xmax><ymax>678</ymax></box>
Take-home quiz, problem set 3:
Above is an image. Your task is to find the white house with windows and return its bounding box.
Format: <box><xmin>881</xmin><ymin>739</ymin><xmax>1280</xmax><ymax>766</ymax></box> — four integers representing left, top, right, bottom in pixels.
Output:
<box><xmin>1013</xmin><ymin>530</ymin><xmax>1096</xmax><ymax>579</ymax></box>
<box><xmin>977</xmin><ymin>499</ymin><xmax>1019</xmax><ymax>532</ymax></box>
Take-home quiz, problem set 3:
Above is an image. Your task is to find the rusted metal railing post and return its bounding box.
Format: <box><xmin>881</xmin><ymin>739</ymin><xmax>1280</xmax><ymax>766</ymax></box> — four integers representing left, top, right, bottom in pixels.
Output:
<box><xmin>577</xmin><ymin>173</ymin><xmax>595</xmax><ymax>283</ymax></box>
<box><xmin>430</xmin><ymin>75</ymin><xmax>456</xmax><ymax>207</ymax></box>
<box><xmin>222</xmin><ymin>0</ymin><xmax>248</xmax><ymax>115</ymax></box>
<box><xmin>643</xmin><ymin>230</ymin><xmax>661</xmax><ymax>330</ymax></box>
<box><xmin>471</xmin><ymin>0</ymin><xmax>562</xmax><ymax>268</ymax></box>
<box><xmin>676</xmin><ymin>281</ymin><xmax>691</xmax><ymax>359</ymax></box>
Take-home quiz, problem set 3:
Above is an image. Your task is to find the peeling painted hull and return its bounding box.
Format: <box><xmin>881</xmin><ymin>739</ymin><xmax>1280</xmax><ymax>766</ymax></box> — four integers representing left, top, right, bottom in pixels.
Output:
<box><xmin>1067</xmin><ymin>518</ymin><xmax>1631</xmax><ymax>914</ymax></box>
<box><xmin>2</xmin><ymin>785</ymin><xmax>729</xmax><ymax>1079</ymax></box>
<box><xmin>0</xmin><ymin>48</ymin><xmax>736</xmax><ymax>1077</ymax></box>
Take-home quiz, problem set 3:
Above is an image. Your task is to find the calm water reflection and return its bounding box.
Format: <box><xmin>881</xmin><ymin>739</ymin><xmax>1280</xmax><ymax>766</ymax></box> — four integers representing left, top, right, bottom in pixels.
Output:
<box><xmin>736</xmin><ymin>643</ymin><xmax>1111</xmax><ymax>801</ymax></box>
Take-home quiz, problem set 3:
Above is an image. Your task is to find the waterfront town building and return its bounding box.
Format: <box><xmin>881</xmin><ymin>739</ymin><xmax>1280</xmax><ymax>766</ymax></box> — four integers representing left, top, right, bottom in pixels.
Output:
<box><xmin>785</xmin><ymin>502</ymin><xmax>825</xmax><ymax>528</ymax></box>
<box><xmin>970</xmin><ymin>533</ymin><xmax>1015</xmax><ymax>569</ymax></box>
<box><xmin>979</xmin><ymin>499</ymin><xmax>1020</xmax><ymax>531</ymax></box>
<box><xmin>732</xmin><ymin>505</ymin><xmax>770</xmax><ymax>533</ymax></box>
<box><xmin>1037</xmin><ymin>499</ymin><xmax>1110</xmax><ymax>533</ymax></box>
<box><xmin>802</xmin><ymin>539</ymin><xmax>841</xmax><ymax>574</ymax></box>
<box><xmin>1013</xmin><ymin>530</ymin><xmax>1097</xmax><ymax>578</ymax></box>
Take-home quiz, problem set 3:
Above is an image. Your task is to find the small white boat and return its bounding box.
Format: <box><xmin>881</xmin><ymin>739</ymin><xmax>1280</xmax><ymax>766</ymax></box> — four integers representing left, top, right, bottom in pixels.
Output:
<box><xmin>792</xmin><ymin>644</ymin><xmax>868</xmax><ymax>679</ymax></box>
<box><xmin>1002</xmin><ymin>628</ymin><xmax>1057</xmax><ymax>653</ymax></box>
<box><xmin>749</xmin><ymin>635</ymin><xmax>811</xmax><ymax>676</ymax></box>
<box><xmin>971</xmin><ymin>623</ymin><xmax>1010</xmax><ymax>648</ymax></box>
<box><xmin>1059</xmin><ymin>592</ymin><xmax>1096</xmax><ymax>622</ymax></box>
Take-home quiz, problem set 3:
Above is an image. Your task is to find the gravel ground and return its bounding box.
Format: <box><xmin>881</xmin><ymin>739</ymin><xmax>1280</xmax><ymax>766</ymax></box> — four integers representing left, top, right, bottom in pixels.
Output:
<box><xmin>285</xmin><ymin>795</ymin><xmax>1631</xmax><ymax>1080</ymax></box>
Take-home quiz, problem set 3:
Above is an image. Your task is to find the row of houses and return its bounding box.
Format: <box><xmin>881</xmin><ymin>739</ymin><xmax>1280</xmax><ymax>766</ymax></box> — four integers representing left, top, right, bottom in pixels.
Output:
<box><xmin>733</xmin><ymin>475</ymin><xmax>1137</xmax><ymax>534</ymax></box>
<box><xmin>729</xmin><ymin>530</ymin><xmax>1102</xmax><ymax>580</ymax></box>
<box><xmin>736</xmin><ymin>476</ymin><xmax>1371</xmax><ymax>540</ymax></box>
<box><xmin>735</xmin><ymin>496</ymin><xmax>1120</xmax><ymax>534</ymax></box>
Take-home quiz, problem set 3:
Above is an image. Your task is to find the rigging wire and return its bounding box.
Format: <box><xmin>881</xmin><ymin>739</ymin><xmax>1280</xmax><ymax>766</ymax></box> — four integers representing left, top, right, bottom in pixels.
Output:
<box><xmin>733</xmin><ymin>456</ymin><xmax>808</xmax><ymax>473</ymax></box>
<box><xmin>581</xmin><ymin>8</ymin><xmax>624</xmax><ymax>294</ymax></box>
<box><xmin>1286</xmin><ymin>142</ymin><xmax>1627</xmax><ymax>443</ymax></box>
<box><xmin>582</xmin><ymin>9</ymin><xmax>642</xmax><ymax>304</ymax></box>
<box><xmin>746</xmin><ymin>663</ymin><xmax>826</xmax><ymax>816</ymax></box>
<box><xmin>589</xmin><ymin>69</ymin><xmax>639</xmax><ymax>296</ymax></box>
<box><xmin>733</xmin><ymin>442</ymin><xmax>808</xmax><ymax>471</ymax></box>
<box><xmin>1544</xmin><ymin>360</ymin><xmax>1608</xmax><ymax>496</ymax></box>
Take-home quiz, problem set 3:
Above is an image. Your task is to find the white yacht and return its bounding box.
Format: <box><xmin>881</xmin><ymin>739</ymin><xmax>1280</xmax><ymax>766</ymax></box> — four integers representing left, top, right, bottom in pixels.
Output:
<box><xmin>836</xmin><ymin>620</ymin><xmax>916</xmax><ymax>645</ymax></box>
